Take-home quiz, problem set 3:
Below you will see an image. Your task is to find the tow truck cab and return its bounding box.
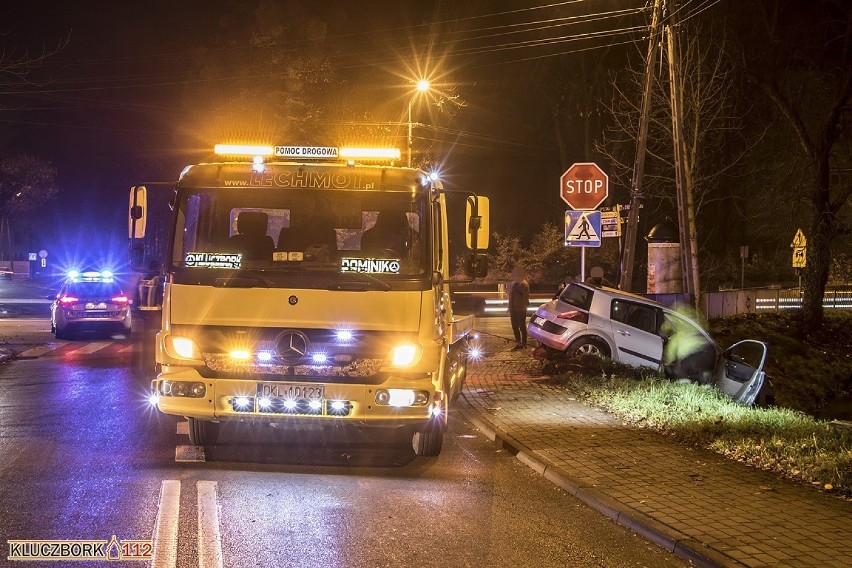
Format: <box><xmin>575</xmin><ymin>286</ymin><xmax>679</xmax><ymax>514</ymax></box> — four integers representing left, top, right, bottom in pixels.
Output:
<box><xmin>130</xmin><ymin>144</ymin><xmax>489</xmax><ymax>456</ymax></box>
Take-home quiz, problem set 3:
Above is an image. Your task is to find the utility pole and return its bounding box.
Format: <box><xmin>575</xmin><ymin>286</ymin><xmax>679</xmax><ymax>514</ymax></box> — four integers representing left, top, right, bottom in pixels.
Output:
<box><xmin>618</xmin><ymin>0</ymin><xmax>665</xmax><ymax>292</ymax></box>
<box><xmin>666</xmin><ymin>4</ymin><xmax>701</xmax><ymax>310</ymax></box>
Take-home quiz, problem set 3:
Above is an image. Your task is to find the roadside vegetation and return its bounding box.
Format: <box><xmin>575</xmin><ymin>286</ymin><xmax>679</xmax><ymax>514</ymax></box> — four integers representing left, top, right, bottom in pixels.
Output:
<box><xmin>538</xmin><ymin>313</ymin><xmax>852</xmax><ymax>497</ymax></box>
<box><xmin>707</xmin><ymin>312</ymin><xmax>852</xmax><ymax>418</ymax></box>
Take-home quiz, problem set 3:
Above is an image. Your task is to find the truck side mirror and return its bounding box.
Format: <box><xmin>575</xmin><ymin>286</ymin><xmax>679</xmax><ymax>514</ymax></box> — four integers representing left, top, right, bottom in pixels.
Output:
<box><xmin>465</xmin><ymin>253</ymin><xmax>489</xmax><ymax>278</ymax></box>
<box><xmin>128</xmin><ymin>186</ymin><xmax>148</xmax><ymax>239</ymax></box>
<box><xmin>465</xmin><ymin>195</ymin><xmax>490</xmax><ymax>251</ymax></box>
<box><xmin>128</xmin><ymin>185</ymin><xmax>148</xmax><ymax>271</ymax></box>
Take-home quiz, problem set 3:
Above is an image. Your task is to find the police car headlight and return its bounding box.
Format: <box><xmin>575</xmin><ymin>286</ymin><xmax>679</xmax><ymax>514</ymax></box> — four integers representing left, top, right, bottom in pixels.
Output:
<box><xmin>389</xmin><ymin>344</ymin><xmax>421</xmax><ymax>367</ymax></box>
<box><xmin>166</xmin><ymin>336</ymin><xmax>201</xmax><ymax>360</ymax></box>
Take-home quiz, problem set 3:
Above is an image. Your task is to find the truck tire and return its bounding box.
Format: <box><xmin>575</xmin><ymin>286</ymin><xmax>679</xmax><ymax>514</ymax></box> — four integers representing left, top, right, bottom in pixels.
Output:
<box><xmin>187</xmin><ymin>418</ymin><xmax>220</xmax><ymax>446</ymax></box>
<box><xmin>412</xmin><ymin>426</ymin><xmax>443</xmax><ymax>457</ymax></box>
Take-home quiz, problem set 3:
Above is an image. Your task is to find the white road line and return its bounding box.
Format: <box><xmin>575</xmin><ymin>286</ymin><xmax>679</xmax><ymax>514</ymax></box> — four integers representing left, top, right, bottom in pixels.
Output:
<box><xmin>68</xmin><ymin>341</ymin><xmax>111</xmax><ymax>355</ymax></box>
<box><xmin>119</xmin><ymin>343</ymin><xmax>137</xmax><ymax>353</ymax></box>
<box><xmin>176</xmin><ymin>421</ymin><xmax>188</xmax><ymax>435</ymax></box>
<box><xmin>197</xmin><ymin>481</ymin><xmax>224</xmax><ymax>568</ymax></box>
<box><xmin>150</xmin><ymin>480</ymin><xmax>180</xmax><ymax>568</ymax></box>
<box><xmin>17</xmin><ymin>345</ymin><xmax>59</xmax><ymax>358</ymax></box>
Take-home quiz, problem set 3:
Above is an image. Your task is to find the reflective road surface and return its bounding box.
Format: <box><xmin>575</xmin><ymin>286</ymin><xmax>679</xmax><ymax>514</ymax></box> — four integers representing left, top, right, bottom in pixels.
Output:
<box><xmin>0</xmin><ymin>319</ymin><xmax>687</xmax><ymax>567</ymax></box>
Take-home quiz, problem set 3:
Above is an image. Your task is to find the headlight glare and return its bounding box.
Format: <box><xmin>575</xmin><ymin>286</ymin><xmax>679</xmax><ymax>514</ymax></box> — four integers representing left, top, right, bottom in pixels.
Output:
<box><xmin>169</xmin><ymin>336</ymin><xmax>200</xmax><ymax>360</ymax></box>
<box><xmin>389</xmin><ymin>344</ymin><xmax>420</xmax><ymax>367</ymax></box>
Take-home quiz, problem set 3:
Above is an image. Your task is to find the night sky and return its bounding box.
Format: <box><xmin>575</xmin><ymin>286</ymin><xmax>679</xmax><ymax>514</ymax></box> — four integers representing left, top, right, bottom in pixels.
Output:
<box><xmin>1</xmin><ymin>0</ymin><xmax>722</xmax><ymax>275</ymax></box>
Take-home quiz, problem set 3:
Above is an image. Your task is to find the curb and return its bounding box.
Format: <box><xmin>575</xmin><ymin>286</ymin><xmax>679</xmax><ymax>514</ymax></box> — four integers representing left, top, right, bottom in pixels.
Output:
<box><xmin>458</xmin><ymin>404</ymin><xmax>742</xmax><ymax>568</ymax></box>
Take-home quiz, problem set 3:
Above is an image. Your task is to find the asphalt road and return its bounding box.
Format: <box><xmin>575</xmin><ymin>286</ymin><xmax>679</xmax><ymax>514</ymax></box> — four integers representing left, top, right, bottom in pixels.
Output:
<box><xmin>0</xmin><ymin>317</ymin><xmax>687</xmax><ymax>567</ymax></box>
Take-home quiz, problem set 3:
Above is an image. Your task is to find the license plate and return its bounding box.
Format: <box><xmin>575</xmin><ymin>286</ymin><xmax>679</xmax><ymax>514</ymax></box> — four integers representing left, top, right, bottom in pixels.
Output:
<box><xmin>257</xmin><ymin>383</ymin><xmax>324</xmax><ymax>400</ymax></box>
<box><xmin>534</xmin><ymin>316</ymin><xmax>546</xmax><ymax>325</ymax></box>
<box><xmin>85</xmin><ymin>302</ymin><xmax>108</xmax><ymax>310</ymax></box>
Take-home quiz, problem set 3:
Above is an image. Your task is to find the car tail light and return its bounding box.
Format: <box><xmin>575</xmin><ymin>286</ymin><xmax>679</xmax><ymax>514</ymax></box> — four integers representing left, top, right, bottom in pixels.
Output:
<box><xmin>557</xmin><ymin>309</ymin><xmax>589</xmax><ymax>324</ymax></box>
<box><xmin>111</xmin><ymin>295</ymin><xmax>129</xmax><ymax>304</ymax></box>
<box><xmin>58</xmin><ymin>296</ymin><xmax>79</xmax><ymax>305</ymax></box>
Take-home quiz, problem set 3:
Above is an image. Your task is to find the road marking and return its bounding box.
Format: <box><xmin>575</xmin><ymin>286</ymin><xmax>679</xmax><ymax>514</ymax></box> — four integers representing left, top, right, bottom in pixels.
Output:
<box><xmin>175</xmin><ymin>445</ymin><xmax>206</xmax><ymax>462</ymax></box>
<box><xmin>15</xmin><ymin>341</ymin><xmax>138</xmax><ymax>359</ymax></box>
<box><xmin>197</xmin><ymin>481</ymin><xmax>224</xmax><ymax>568</ymax></box>
<box><xmin>176</xmin><ymin>421</ymin><xmax>188</xmax><ymax>435</ymax></box>
<box><xmin>17</xmin><ymin>345</ymin><xmax>58</xmax><ymax>358</ymax></box>
<box><xmin>150</xmin><ymin>480</ymin><xmax>180</xmax><ymax>568</ymax></box>
<box><xmin>68</xmin><ymin>341</ymin><xmax>112</xmax><ymax>355</ymax></box>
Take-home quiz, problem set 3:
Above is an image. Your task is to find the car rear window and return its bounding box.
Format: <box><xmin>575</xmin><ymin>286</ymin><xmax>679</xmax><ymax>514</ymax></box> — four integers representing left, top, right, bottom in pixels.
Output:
<box><xmin>66</xmin><ymin>282</ymin><xmax>122</xmax><ymax>297</ymax></box>
<box><xmin>558</xmin><ymin>283</ymin><xmax>593</xmax><ymax>311</ymax></box>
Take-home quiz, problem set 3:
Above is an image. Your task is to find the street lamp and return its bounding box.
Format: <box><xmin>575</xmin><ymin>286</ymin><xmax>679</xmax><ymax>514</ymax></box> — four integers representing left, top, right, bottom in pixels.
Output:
<box><xmin>408</xmin><ymin>80</ymin><xmax>430</xmax><ymax>167</ymax></box>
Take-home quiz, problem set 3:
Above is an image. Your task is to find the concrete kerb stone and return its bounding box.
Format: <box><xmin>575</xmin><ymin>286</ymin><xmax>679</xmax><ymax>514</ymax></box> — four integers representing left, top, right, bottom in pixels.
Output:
<box><xmin>457</xmin><ymin>405</ymin><xmax>735</xmax><ymax>568</ymax></box>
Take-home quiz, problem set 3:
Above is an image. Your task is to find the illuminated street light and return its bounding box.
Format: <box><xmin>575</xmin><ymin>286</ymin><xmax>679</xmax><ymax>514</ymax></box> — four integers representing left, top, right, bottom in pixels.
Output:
<box><xmin>408</xmin><ymin>79</ymin><xmax>431</xmax><ymax>167</ymax></box>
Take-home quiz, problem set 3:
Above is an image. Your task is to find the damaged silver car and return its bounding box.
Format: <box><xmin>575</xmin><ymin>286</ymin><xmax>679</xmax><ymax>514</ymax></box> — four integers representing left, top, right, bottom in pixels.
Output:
<box><xmin>528</xmin><ymin>283</ymin><xmax>769</xmax><ymax>405</ymax></box>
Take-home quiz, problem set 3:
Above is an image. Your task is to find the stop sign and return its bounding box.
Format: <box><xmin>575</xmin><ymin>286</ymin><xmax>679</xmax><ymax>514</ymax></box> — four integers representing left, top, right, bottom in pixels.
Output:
<box><xmin>560</xmin><ymin>162</ymin><xmax>609</xmax><ymax>210</ymax></box>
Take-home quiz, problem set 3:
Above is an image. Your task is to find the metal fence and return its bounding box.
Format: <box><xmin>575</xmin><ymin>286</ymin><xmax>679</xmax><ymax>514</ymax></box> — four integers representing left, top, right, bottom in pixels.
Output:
<box><xmin>704</xmin><ymin>287</ymin><xmax>852</xmax><ymax>319</ymax></box>
<box><xmin>453</xmin><ymin>285</ymin><xmax>852</xmax><ymax>319</ymax></box>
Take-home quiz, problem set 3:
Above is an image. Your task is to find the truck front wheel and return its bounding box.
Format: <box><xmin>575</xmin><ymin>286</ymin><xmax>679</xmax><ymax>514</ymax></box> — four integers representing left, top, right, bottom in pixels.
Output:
<box><xmin>412</xmin><ymin>422</ymin><xmax>443</xmax><ymax>456</ymax></box>
<box><xmin>187</xmin><ymin>418</ymin><xmax>220</xmax><ymax>446</ymax></box>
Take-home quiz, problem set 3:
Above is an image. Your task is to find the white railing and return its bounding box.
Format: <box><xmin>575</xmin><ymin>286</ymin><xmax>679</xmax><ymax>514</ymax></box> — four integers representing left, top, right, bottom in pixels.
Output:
<box><xmin>704</xmin><ymin>287</ymin><xmax>852</xmax><ymax>319</ymax></box>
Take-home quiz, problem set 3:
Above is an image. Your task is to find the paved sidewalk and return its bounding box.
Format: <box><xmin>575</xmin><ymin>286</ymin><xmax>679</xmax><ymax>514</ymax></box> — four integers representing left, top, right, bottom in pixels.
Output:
<box><xmin>460</xmin><ymin>320</ymin><xmax>852</xmax><ymax>568</ymax></box>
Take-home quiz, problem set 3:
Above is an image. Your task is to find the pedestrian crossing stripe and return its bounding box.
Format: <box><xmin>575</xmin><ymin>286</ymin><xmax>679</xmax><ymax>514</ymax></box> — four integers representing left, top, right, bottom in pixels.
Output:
<box><xmin>17</xmin><ymin>342</ymin><xmax>137</xmax><ymax>359</ymax></box>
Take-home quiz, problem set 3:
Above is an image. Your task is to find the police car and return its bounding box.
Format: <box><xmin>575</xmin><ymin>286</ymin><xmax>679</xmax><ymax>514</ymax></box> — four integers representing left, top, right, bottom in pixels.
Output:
<box><xmin>50</xmin><ymin>270</ymin><xmax>132</xmax><ymax>339</ymax></box>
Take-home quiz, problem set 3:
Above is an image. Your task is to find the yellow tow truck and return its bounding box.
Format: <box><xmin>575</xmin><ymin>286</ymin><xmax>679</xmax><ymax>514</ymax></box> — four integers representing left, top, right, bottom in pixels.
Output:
<box><xmin>129</xmin><ymin>144</ymin><xmax>489</xmax><ymax>456</ymax></box>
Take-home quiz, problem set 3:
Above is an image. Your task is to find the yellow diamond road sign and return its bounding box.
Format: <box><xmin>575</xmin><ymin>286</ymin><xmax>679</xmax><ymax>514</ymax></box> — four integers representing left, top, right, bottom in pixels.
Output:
<box><xmin>791</xmin><ymin>229</ymin><xmax>806</xmax><ymax>268</ymax></box>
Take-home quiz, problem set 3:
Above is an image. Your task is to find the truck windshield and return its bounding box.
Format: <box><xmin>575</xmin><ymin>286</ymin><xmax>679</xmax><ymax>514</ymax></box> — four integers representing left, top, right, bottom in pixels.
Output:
<box><xmin>169</xmin><ymin>187</ymin><xmax>430</xmax><ymax>285</ymax></box>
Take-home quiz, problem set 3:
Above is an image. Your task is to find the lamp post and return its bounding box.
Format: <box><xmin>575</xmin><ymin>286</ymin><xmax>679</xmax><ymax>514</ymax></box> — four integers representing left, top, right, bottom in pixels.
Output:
<box><xmin>408</xmin><ymin>79</ymin><xmax>430</xmax><ymax>167</ymax></box>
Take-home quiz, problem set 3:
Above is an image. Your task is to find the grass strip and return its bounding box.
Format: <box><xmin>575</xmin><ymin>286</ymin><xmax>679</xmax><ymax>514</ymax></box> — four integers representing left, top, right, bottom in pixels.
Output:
<box><xmin>545</xmin><ymin>358</ymin><xmax>851</xmax><ymax>497</ymax></box>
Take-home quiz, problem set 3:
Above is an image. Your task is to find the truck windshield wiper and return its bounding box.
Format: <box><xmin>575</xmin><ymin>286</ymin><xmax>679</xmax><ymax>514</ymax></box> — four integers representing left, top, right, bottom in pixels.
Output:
<box><xmin>331</xmin><ymin>271</ymin><xmax>392</xmax><ymax>291</ymax></box>
<box><xmin>213</xmin><ymin>268</ymin><xmax>273</xmax><ymax>288</ymax></box>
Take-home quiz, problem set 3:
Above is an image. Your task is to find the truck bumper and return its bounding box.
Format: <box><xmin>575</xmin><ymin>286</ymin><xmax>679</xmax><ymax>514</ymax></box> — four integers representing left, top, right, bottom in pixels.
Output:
<box><xmin>151</xmin><ymin>366</ymin><xmax>438</xmax><ymax>428</ymax></box>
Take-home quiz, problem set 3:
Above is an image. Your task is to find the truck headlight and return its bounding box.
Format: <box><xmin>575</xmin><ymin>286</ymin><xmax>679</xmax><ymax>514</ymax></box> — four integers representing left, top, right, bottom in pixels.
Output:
<box><xmin>166</xmin><ymin>336</ymin><xmax>201</xmax><ymax>360</ymax></box>
<box><xmin>159</xmin><ymin>380</ymin><xmax>206</xmax><ymax>398</ymax></box>
<box><xmin>375</xmin><ymin>389</ymin><xmax>429</xmax><ymax>407</ymax></box>
<box><xmin>389</xmin><ymin>344</ymin><xmax>421</xmax><ymax>367</ymax></box>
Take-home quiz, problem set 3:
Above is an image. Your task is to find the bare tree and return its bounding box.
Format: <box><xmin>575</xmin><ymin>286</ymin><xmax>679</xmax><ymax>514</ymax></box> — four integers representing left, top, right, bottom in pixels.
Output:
<box><xmin>0</xmin><ymin>36</ymin><xmax>67</xmax><ymax>261</ymax></box>
<box><xmin>733</xmin><ymin>0</ymin><xmax>852</xmax><ymax>324</ymax></box>
<box><xmin>596</xmin><ymin>17</ymin><xmax>756</xmax><ymax>289</ymax></box>
<box><xmin>0</xmin><ymin>155</ymin><xmax>58</xmax><ymax>260</ymax></box>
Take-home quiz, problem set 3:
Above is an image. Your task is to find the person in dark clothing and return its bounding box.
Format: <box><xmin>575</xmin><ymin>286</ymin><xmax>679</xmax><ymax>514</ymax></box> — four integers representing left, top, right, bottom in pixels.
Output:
<box><xmin>508</xmin><ymin>267</ymin><xmax>530</xmax><ymax>349</ymax></box>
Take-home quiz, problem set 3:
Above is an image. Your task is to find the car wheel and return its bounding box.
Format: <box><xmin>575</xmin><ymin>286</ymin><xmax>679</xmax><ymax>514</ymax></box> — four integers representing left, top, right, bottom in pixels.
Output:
<box><xmin>55</xmin><ymin>326</ymin><xmax>71</xmax><ymax>340</ymax></box>
<box><xmin>567</xmin><ymin>337</ymin><xmax>610</xmax><ymax>359</ymax></box>
<box><xmin>187</xmin><ymin>418</ymin><xmax>220</xmax><ymax>446</ymax></box>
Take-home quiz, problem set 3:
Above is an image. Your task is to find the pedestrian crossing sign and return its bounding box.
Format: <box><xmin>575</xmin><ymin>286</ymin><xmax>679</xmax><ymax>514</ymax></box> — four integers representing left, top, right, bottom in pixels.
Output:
<box><xmin>565</xmin><ymin>210</ymin><xmax>602</xmax><ymax>247</ymax></box>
